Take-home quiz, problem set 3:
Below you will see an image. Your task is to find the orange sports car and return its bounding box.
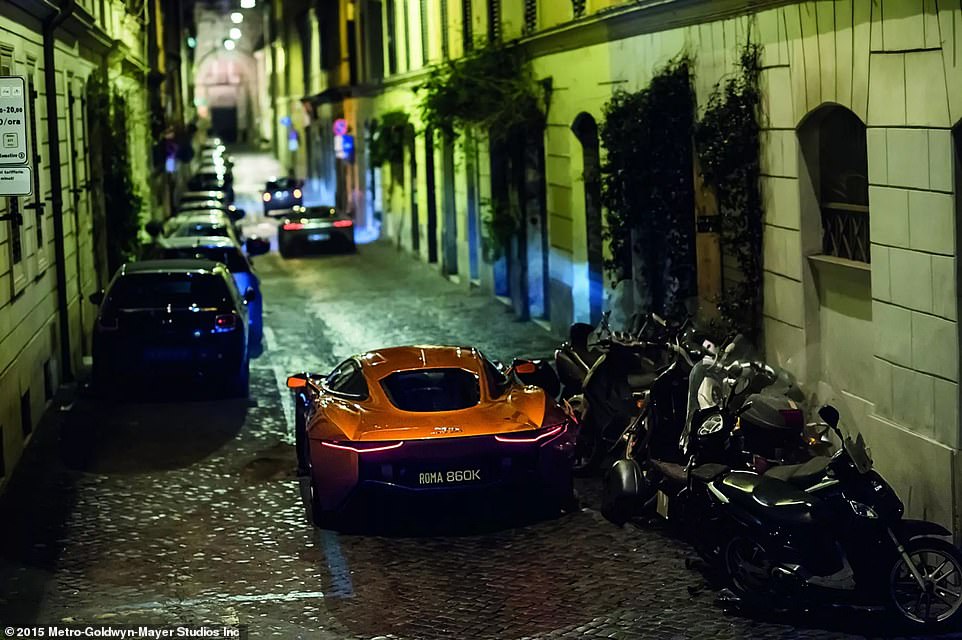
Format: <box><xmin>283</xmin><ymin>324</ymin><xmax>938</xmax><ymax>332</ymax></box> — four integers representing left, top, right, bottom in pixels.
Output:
<box><xmin>287</xmin><ymin>345</ymin><xmax>577</xmax><ymax>527</ymax></box>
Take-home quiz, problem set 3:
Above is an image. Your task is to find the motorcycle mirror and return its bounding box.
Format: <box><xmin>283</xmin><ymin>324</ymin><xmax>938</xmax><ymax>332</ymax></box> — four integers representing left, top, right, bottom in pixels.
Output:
<box><xmin>818</xmin><ymin>404</ymin><xmax>840</xmax><ymax>429</ymax></box>
<box><xmin>652</xmin><ymin>312</ymin><xmax>667</xmax><ymax>327</ymax></box>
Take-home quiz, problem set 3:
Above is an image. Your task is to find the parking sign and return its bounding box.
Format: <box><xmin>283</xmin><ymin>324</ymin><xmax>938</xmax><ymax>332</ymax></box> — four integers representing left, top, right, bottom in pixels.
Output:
<box><xmin>0</xmin><ymin>76</ymin><xmax>28</xmax><ymax>166</ymax></box>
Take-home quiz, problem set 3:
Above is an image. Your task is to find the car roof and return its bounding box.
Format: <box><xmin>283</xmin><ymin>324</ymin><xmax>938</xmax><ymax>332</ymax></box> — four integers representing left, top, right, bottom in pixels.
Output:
<box><xmin>181</xmin><ymin>190</ymin><xmax>227</xmax><ymax>198</ymax></box>
<box><xmin>357</xmin><ymin>345</ymin><xmax>484</xmax><ymax>378</ymax></box>
<box><xmin>178</xmin><ymin>200</ymin><xmax>229</xmax><ymax>209</ymax></box>
<box><xmin>121</xmin><ymin>259</ymin><xmax>225</xmax><ymax>275</ymax></box>
<box><xmin>159</xmin><ymin>236</ymin><xmax>239</xmax><ymax>250</ymax></box>
<box><xmin>173</xmin><ymin>211</ymin><xmax>232</xmax><ymax>222</ymax></box>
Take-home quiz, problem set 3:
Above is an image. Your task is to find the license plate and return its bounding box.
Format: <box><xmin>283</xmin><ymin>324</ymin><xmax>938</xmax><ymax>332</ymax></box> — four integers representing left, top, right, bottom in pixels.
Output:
<box><xmin>417</xmin><ymin>469</ymin><xmax>482</xmax><ymax>486</ymax></box>
<box><xmin>307</xmin><ymin>232</ymin><xmax>330</xmax><ymax>241</ymax></box>
<box><xmin>143</xmin><ymin>347</ymin><xmax>190</xmax><ymax>362</ymax></box>
<box><xmin>656</xmin><ymin>490</ymin><xmax>670</xmax><ymax>519</ymax></box>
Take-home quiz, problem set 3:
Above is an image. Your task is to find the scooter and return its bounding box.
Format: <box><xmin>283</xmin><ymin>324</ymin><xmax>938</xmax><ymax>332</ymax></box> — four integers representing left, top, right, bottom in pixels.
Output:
<box><xmin>602</xmin><ymin>333</ymin><xmax>812</xmax><ymax>525</ymax></box>
<box><xmin>706</xmin><ymin>405</ymin><xmax>962</xmax><ymax>629</ymax></box>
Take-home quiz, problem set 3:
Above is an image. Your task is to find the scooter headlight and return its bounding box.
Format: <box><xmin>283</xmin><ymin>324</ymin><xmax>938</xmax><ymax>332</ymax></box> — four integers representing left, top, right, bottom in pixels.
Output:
<box><xmin>847</xmin><ymin>499</ymin><xmax>878</xmax><ymax>519</ymax></box>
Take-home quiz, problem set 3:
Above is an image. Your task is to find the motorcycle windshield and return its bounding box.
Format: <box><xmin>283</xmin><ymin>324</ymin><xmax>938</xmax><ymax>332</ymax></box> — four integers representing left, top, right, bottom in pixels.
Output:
<box><xmin>680</xmin><ymin>361</ymin><xmax>728</xmax><ymax>453</ymax></box>
<box><xmin>845</xmin><ymin>431</ymin><xmax>874</xmax><ymax>474</ymax></box>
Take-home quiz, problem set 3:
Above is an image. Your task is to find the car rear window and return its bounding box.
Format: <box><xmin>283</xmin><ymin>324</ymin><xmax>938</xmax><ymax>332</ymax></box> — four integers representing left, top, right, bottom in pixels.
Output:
<box><xmin>161</xmin><ymin>247</ymin><xmax>250</xmax><ymax>272</ymax></box>
<box><xmin>170</xmin><ymin>222</ymin><xmax>231</xmax><ymax>238</ymax></box>
<box><xmin>380</xmin><ymin>368</ymin><xmax>481</xmax><ymax>412</ymax></box>
<box><xmin>303</xmin><ymin>206</ymin><xmax>338</xmax><ymax>219</ymax></box>
<box><xmin>106</xmin><ymin>273</ymin><xmax>232</xmax><ymax>309</ymax></box>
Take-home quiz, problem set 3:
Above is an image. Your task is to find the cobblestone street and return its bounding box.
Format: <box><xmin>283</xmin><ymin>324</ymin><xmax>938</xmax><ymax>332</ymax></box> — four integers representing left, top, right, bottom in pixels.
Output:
<box><xmin>0</xmin><ymin>203</ymin><xmax>958</xmax><ymax>639</ymax></box>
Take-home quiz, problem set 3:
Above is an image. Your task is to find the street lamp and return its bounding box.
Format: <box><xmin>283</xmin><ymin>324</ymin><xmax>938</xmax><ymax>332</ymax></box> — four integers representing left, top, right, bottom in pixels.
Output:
<box><xmin>230</xmin><ymin>12</ymin><xmax>243</xmax><ymax>24</ymax></box>
<box><xmin>223</xmin><ymin>39</ymin><xmax>236</xmax><ymax>51</ymax></box>
<box><xmin>229</xmin><ymin>27</ymin><xmax>242</xmax><ymax>40</ymax></box>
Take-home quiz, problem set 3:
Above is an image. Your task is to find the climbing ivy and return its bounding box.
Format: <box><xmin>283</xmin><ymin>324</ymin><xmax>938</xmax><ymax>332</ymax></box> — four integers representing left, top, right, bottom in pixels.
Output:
<box><xmin>87</xmin><ymin>76</ymin><xmax>143</xmax><ymax>273</ymax></box>
<box><xmin>695</xmin><ymin>45</ymin><xmax>762</xmax><ymax>339</ymax></box>
<box><xmin>369</xmin><ymin>110</ymin><xmax>409</xmax><ymax>175</ymax></box>
<box><xmin>416</xmin><ymin>40</ymin><xmax>544</xmax><ymax>141</ymax></box>
<box><xmin>600</xmin><ymin>57</ymin><xmax>697</xmax><ymax>318</ymax></box>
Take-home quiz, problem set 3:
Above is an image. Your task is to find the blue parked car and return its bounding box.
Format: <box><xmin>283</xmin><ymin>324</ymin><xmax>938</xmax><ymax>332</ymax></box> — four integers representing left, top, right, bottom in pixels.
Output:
<box><xmin>158</xmin><ymin>236</ymin><xmax>269</xmax><ymax>348</ymax></box>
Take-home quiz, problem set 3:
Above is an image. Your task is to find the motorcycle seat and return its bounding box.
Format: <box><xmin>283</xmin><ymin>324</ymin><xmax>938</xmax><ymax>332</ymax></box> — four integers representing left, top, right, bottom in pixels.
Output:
<box><xmin>764</xmin><ymin>456</ymin><xmax>831</xmax><ymax>489</ymax></box>
<box><xmin>716</xmin><ymin>472</ymin><xmax>820</xmax><ymax>525</ymax></box>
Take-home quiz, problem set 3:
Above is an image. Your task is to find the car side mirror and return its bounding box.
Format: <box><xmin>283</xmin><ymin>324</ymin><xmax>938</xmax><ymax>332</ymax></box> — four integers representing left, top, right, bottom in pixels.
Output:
<box><xmin>243</xmin><ymin>287</ymin><xmax>257</xmax><ymax>303</ymax></box>
<box><xmin>246</xmin><ymin>236</ymin><xmax>270</xmax><ymax>256</ymax></box>
<box><xmin>89</xmin><ymin>290</ymin><xmax>105</xmax><ymax>305</ymax></box>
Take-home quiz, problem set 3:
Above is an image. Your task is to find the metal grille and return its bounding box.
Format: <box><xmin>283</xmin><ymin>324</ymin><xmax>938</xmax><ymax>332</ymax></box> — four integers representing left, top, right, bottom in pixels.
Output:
<box><xmin>523</xmin><ymin>0</ymin><xmax>536</xmax><ymax>33</ymax></box>
<box><xmin>419</xmin><ymin>0</ymin><xmax>429</xmax><ymax>63</ymax></box>
<box><xmin>462</xmin><ymin>0</ymin><xmax>473</xmax><ymax>51</ymax></box>
<box><xmin>821</xmin><ymin>204</ymin><xmax>870</xmax><ymax>263</ymax></box>
<box><xmin>572</xmin><ymin>0</ymin><xmax>586</xmax><ymax>17</ymax></box>
<box><xmin>487</xmin><ymin>0</ymin><xmax>501</xmax><ymax>42</ymax></box>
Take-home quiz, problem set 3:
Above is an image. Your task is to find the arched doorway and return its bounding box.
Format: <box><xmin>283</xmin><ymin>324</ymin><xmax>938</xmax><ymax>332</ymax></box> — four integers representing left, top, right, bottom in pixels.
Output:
<box><xmin>572</xmin><ymin>112</ymin><xmax>604</xmax><ymax>324</ymax></box>
<box><xmin>797</xmin><ymin>104</ymin><xmax>872</xmax><ymax>405</ymax></box>
<box><xmin>406</xmin><ymin>124</ymin><xmax>419</xmax><ymax>254</ymax></box>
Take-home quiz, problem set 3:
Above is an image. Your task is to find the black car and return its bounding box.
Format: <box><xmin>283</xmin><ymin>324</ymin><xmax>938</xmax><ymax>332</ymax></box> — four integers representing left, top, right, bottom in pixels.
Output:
<box><xmin>277</xmin><ymin>205</ymin><xmax>355</xmax><ymax>257</ymax></box>
<box><xmin>90</xmin><ymin>260</ymin><xmax>252</xmax><ymax>397</ymax></box>
<box><xmin>179</xmin><ymin>190</ymin><xmax>232</xmax><ymax>206</ymax></box>
<box><xmin>262</xmin><ymin>177</ymin><xmax>303</xmax><ymax>215</ymax></box>
<box><xmin>188</xmin><ymin>173</ymin><xmax>234</xmax><ymax>201</ymax></box>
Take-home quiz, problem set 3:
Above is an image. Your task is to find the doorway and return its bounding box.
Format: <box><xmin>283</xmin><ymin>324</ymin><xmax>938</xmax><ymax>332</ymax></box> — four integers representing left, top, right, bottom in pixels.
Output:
<box><xmin>572</xmin><ymin>112</ymin><xmax>604</xmax><ymax>324</ymax></box>
<box><xmin>407</xmin><ymin>124</ymin><xmax>419</xmax><ymax>254</ymax></box>
<box><xmin>424</xmin><ymin>128</ymin><xmax>439</xmax><ymax>263</ymax></box>
<box><xmin>441</xmin><ymin>134</ymin><xmax>458</xmax><ymax>275</ymax></box>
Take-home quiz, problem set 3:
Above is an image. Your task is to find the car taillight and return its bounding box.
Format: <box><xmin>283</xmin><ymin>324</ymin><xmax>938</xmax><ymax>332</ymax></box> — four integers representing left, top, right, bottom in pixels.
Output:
<box><xmin>320</xmin><ymin>440</ymin><xmax>404</xmax><ymax>453</ymax></box>
<box><xmin>262</xmin><ymin>192</ymin><xmax>271</xmax><ymax>202</ymax></box>
<box><xmin>214</xmin><ymin>314</ymin><xmax>237</xmax><ymax>332</ymax></box>
<box><xmin>333</xmin><ymin>220</ymin><xmax>353</xmax><ymax>228</ymax></box>
<box><xmin>293</xmin><ymin>188</ymin><xmax>302</xmax><ymax>198</ymax></box>
<box><xmin>283</xmin><ymin>222</ymin><xmax>304</xmax><ymax>230</ymax></box>
<box><xmin>495</xmin><ymin>423</ymin><xmax>566</xmax><ymax>445</ymax></box>
<box><xmin>97</xmin><ymin>316</ymin><xmax>118</xmax><ymax>331</ymax></box>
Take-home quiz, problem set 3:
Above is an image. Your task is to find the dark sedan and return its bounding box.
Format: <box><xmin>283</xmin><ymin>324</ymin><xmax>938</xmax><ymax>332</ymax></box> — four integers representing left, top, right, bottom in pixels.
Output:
<box><xmin>262</xmin><ymin>177</ymin><xmax>303</xmax><ymax>215</ymax></box>
<box><xmin>277</xmin><ymin>205</ymin><xmax>355</xmax><ymax>257</ymax></box>
<box><xmin>90</xmin><ymin>260</ymin><xmax>252</xmax><ymax>397</ymax></box>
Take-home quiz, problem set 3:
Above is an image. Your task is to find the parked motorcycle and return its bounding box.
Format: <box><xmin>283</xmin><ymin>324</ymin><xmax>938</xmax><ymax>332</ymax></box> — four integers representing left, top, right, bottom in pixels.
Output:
<box><xmin>707</xmin><ymin>404</ymin><xmax>962</xmax><ymax>629</ymax></box>
<box><xmin>569</xmin><ymin>314</ymin><xmax>675</xmax><ymax>472</ymax></box>
<box><xmin>602</xmin><ymin>331</ymin><xmax>813</xmax><ymax>525</ymax></box>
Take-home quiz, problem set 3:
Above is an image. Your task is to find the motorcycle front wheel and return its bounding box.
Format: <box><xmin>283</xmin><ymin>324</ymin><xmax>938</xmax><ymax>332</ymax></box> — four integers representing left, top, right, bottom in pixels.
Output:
<box><xmin>889</xmin><ymin>537</ymin><xmax>962</xmax><ymax>628</ymax></box>
<box><xmin>724</xmin><ymin>535</ymin><xmax>774</xmax><ymax>605</ymax></box>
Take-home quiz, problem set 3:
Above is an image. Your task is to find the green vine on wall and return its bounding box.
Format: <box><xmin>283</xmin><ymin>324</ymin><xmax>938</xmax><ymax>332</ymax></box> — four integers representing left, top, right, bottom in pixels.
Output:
<box><xmin>694</xmin><ymin>44</ymin><xmax>762</xmax><ymax>339</ymax></box>
<box><xmin>87</xmin><ymin>76</ymin><xmax>143</xmax><ymax>274</ymax></box>
<box><xmin>600</xmin><ymin>57</ymin><xmax>697</xmax><ymax>317</ymax></box>
<box><xmin>369</xmin><ymin>110</ymin><xmax>410</xmax><ymax>178</ymax></box>
<box><xmin>416</xmin><ymin>41</ymin><xmax>544</xmax><ymax>140</ymax></box>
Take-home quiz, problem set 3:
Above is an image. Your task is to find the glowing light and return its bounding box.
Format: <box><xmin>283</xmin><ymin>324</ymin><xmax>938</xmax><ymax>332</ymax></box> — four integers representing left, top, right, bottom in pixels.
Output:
<box><xmin>223</xmin><ymin>39</ymin><xmax>236</xmax><ymax>51</ymax></box>
<box><xmin>239</xmin><ymin>0</ymin><xmax>255</xmax><ymax>7</ymax></box>
<box><xmin>230</xmin><ymin>12</ymin><xmax>244</xmax><ymax>24</ymax></box>
<box><xmin>186</xmin><ymin>36</ymin><xmax>197</xmax><ymax>48</ymax></box>
<box><xmin>229</xmin><ymin>27</ymin><xmax>242</xmax><ymax>40</ymax></box>
<box><xmin>495</xmin><ymin>424</ymin><xmax>566</xmax><ymax>444</ymax></box>
<box><xmin>320</xmin><ymin>441</ymin><xmax>404</xmax><ymax>453</ymax></box>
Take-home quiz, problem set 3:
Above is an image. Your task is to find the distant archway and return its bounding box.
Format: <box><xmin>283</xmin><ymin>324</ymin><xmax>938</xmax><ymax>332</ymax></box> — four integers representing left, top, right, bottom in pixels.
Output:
<box><xmin>572</xmin><ymin>112</ymin><xmax>604</xmax><ymax>324</ymax></box>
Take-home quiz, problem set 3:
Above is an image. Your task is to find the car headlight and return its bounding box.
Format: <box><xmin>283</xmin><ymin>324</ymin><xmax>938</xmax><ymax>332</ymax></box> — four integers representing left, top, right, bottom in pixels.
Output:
<box><xmin>847</xmin><ymin>499</ymin><xmax>878</xmax><ymax>518</ymax></box>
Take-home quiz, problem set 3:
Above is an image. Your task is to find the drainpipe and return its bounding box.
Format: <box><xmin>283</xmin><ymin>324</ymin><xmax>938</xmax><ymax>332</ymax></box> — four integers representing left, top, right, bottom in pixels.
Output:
<box><xmin>43</xmin><ymin>0</ymin><xmax>77</xmax><ymax>383</ymax></box>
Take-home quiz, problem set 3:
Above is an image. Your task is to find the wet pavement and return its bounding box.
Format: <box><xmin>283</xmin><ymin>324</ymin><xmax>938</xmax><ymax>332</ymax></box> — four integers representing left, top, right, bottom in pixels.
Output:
<box><xmin>0</xmin><ymin>153</ymin><xmax>959</xmax><ymax>639</ymax></box>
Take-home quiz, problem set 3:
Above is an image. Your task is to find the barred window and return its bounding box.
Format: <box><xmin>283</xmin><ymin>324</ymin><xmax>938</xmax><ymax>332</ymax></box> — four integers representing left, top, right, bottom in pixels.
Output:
<box><xmin>817</xmin><ymin>108</ymin><xmax>870</xmax><ymax>263</ymax></box>
<box><xmin>487</xmin><ymin>0</ymin><xmax>501</xmax><ymax>42</ymax></box>
<box><xmin>419</xmin><ymin>0</ymin><xmax>429</xmax><ymax>64</ymax></box>
<box><xmin>9</xmin><ymin>197</ymin><xmax>22</xmax><ymax>264</ymax></box>
<box><xmin>572</xmin><ymin>0</ymin><xmax>586</xmax><ymax>18</ymax></box>
<box><xmin>523</xmin><ymin>0</ymin><xmax>536</xmax><ymax>34</ymax></box>
<box><xmin>462</xmin><ymin>0</ymin><xmax>473</xmax><ymax>52</ymax></box>
<box><xmin>440</xmin><ymin>0</ymin><xmax>449</xmax><ymax>58</ymax></box>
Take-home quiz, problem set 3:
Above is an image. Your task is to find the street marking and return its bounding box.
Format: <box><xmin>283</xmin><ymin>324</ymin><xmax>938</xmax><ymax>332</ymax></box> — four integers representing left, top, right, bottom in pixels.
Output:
<box><xmin>319</xmin><ymin>529</ymin><xmax>354</xmax><ymax>598</ymax></box>
<box><xmin>263</xmin><ymin>325</ymin><xmax>296</xmax><ymax>443</ymax></box>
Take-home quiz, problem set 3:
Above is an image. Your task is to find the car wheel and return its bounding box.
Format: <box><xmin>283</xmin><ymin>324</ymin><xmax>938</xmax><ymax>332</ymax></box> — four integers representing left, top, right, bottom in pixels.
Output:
<box><xmin>309</xmin><ymin>474</ymin><xmax>339</xmax><ymax>529</ymax></box>
<box><xmin>279</xmin><ymin>237</ymin><xmax>294</xmax><ymax>259</ymax></box>
<box><xmin>230</xmin><ymin>361</ymin><xmax>250</xmax><ymax>398</ymax></box>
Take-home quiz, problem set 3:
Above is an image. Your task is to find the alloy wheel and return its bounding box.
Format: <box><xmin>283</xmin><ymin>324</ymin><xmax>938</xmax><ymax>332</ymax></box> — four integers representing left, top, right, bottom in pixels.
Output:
<box><xmin>891</xmin><ymin>545</ymin><xmax>962</xmax><ymax>625</ymax></box>
<box><xmin>725</xmin><ymin>536</ymin><xmax>773</xmax><ymax>596</ymax></box>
